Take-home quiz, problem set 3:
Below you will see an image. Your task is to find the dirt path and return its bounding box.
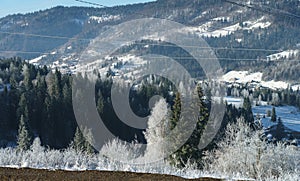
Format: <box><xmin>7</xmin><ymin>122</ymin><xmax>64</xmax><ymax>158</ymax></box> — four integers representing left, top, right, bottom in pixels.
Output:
<box><xmin>0</xmin><ymin>167</ymin><xmax>224</xmax><ymax>181</ymax></box>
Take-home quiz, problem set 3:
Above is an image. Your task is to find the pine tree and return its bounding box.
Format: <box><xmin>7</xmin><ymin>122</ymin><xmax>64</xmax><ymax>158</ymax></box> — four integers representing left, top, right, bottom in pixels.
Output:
<box><xmin>97</xmin><ymin>90</ymin><xmax>104</xmax><ymax>114</ymax></box>
<box><xmin>71</xmin><ymin>126</ymin><xmax>95</xmax><ymax>154</ymax></box>
<box><xmin>168</xmin><ymin>86</ymin><xmax>210</xmax><ymax>168</ymax></box>
<box><xmin>72</xmin><ymin>127</ymin><xmax>85</xmax><ymax>152</ymax></box>
<box><xmin>192</xmin><ymin>85</ymin><xmax>210</xmax><ymax>155</ymax></box>
<box><xmin>34</xmin><ymin>73</ymin><xmax>47</xmax><ymax>132</ymax></box>
<box><xmin>9</xmin><ymin>74</ymin><xmax>17</xmax><ymax>90</ymax></box>
<box><xmin>47</xmin><ymin>70</ymin><xmax>61</xmax><ymax>99</ymax></box>
<box><xmin>22</xmin><ymin>64</ymin><xmax>33</xmax><ymax>90</ymax></box>
<box><xmin>267</xmin><ymin>110</ymin><xmax>271</xmax><ymax>117</ymax></box>
<box><xmin>205</xmin><ymin>87</ymin><xmax>212</xmax><ymax>109</ymax></box>
<box><xmin>170</xmin><ymin>92</ymin><xmax>181</xmax><ymax>130</ymax></box>
<box><xmin>83</xmin><ymin>128</ymin><xmax>95</xmax><ymax>154</ymax></box>
<box><xmin>17</xmin><ymin>115</ymin><xmax>31</xmax><ymax>151</ymax></box>
<box><xmin>85</xmin><ymin>138</ymin><xmax>95</xmax><ymax>155</ymax></box>
<box><xmin>42</xmin><ymin>94</ymin><xmax>55</xmax><ymax>146</ymax></box>
<box><xmin>17</xmin><ymin>93</ymin><xmax>29</xmax><ymax>124</ymax></box>
<box><xmin>62</xmin><ymin>82</ymin><xmax>76</xmax><ymax>146</ymax></box>
<box><xmin>271</xmin><ymin>107</ymin><xmax>277</xmax><ymax>122</ymax></box>
<box><xmin>168</xmin><ymin>92</ymin><xmax>183</xmax><ymax>166</ymax></box>
<box><xmin>242</xmin><ymin>97</ymin><xmax>254</xmax><ymax>124</ymax></box>
<box><xmin>8</xmin><ymin>75</ymin><xmax>19</xmax><ymax>130</ymax></box>
<box><xmin>275</xmin><ymin>117</ymin><xmax>286</xmax><ymax>141</ymax></box>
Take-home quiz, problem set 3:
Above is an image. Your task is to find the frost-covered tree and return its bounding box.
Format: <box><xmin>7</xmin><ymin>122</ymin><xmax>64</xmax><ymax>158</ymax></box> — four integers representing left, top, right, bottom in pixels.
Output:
<box><xmin>204</xmin><ymin>117</ymin><xmax>300</xmax><ymax>179</ymax></box>
<box><xmin>272</xmin><ymin>92</ymin><xmax>280</xmax><ymax>106</ymax></box>
<box><xmin>72</xmin><ymin>127</ymin><xmax>85</xmax><ymax>152</ymax></box>
<box><xmin>82</xmin><ymin>127</ymin><xmax>95</xmax><ymax>154</ymax></box>
<box><xmin>258</xmin><ymin>95</ymin><xmax>262</xmax><ymax>106</ymax></box>
<box><xmin>241</xmin><ymin>89</ymin><xmax>249</xmax><ymax>98</ymax></box>
<box><xmin>17</xmin><ymin>115</ymin><xmax>31</xmax><ymax>151</ymax></box>
<box><xmin>30</xmin><ymin>137</ymin><xmax>44</xmax><ymax>153</ymax></box>
<box><xmin>100</xmin><ymin>138</ymin><xmax>141</xmax><ymax>163</ymax></box>
<box><xmin>144</xmin><ymin>98</ymin><xmax>169</xmax><ymax>160</ymax></box>
<box><xmin>71</xmin><ymin>127</ymin><xmax>95</xmax><ymax>154</ymax></box>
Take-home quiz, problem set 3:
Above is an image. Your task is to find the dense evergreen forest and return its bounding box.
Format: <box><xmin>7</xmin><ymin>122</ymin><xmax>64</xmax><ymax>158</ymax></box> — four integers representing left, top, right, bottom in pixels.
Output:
<box><xmin>0</xmin><ymin>58</ymin><xmax>254</xmax><ymax>153</ymax></box>
<box><xmin>0</xmin><ymin>58</ymin><xmax>297</xmax><ymax>170</ymax></box>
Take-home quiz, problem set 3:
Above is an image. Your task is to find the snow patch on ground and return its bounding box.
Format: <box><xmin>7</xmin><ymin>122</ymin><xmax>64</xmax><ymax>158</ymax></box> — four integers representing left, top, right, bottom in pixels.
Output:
<box><xmin>235</xmin><ymin>38</ymin><xmax>242</xmax><ymax>43</ymax></box>
<box><xmin>202</xmin><ymin>23</ymin><xmax>240</xmax><ymax>38</ymax></box>
<box><xmin>243</xmin><ymin>17</ymin><xmax>271</xmax><ymax>30</ymax></box>
<box><xmin>185</xmin><ymin>16</ymin><xmax>271</xmax><ymax>38</ymax></box>
<box><xmin>142</xmin><ymin>34</ymin><xmax>166</xmax><ymax>41</ymax></box>
<box><xmin>253</xmin><ymin>105</ymin><xmax>300</xmax><ymax>132</ymax></box>
<box><xmin>267</xmin><ymin>49</ymin><xmax>299</xmax><ymax>61</ymax></box>
<box><xmin>88</xmin><ymin>15</ymin><xmax>121</xmax><ymax>23</ymax></box>
<box><xmin>221</xmin><ymin>70</ymin><xmax>290</xmax><ymax>90</ymax></box>
<box><xmin>292</xmin><ymin>84</ymin><xmax>300</xmax><ymax>91</ymax></box>
<box><xmin>214</xmin><ymin>96</ymin><xmax>244</xmax><ymax>108</ymax></box>
<box><xmin>28</xmin><ymin>55</ymin><xmax>47</xmax><ymax>65</ymax></box>
<box><xmin>224</xmin><ymin>96</ymin><xmax>244</xmax><ymax>108</ymax></box>
<box><xmin>182</xmin><ymin>21</ymin><xmax>212</xmax><ymax>35</ymax></box>
<box><xmin>212</xmin><ymin>16</ymin><xmax>230</xmax><ymax>22</ymax></box>
<box><xmin>261</xmin><ymin>80</ymin><xmax>289</xmax><ymax>90</ymax></box>
<box><xmin>221</xmin><ymin>71</ymin><xmax>262</xmax><ymax>83</ymax></box>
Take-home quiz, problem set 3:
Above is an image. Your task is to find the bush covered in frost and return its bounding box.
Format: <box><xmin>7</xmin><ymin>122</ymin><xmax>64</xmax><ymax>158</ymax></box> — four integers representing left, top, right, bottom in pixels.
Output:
<box><xmin>0</xmin><ymin>118</ymin><xmax>299</xmax><ymax>180</ymax></box>
<box><xmin>203</xmin><ymin>118</ymin><xmax>300</xmax><ymax>180</ymax></box>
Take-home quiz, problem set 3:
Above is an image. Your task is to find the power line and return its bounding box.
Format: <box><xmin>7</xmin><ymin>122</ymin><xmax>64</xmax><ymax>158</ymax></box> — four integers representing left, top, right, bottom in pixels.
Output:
<box><xmin>74</xmin><ymin>0</ymin><xmax>105</xmax><ymax>7</ymax></box>
<box><xmin>0</xmin><ymin>31</ymin><xmax>90</xmax><ymax>41</ymax></box>
<box><xmin>0</xmin><ymin>39</ymin><xmax>283</xmax><ymax>52</ymax></box>
<box><xmin>1</xmin><ymin>50</ymin><xmax>299</xmax><ymax>62</ymax></box>
<box><xmin>0</xmin><ymin>0</ymin><xmax>285</xmax><ymax>53</ymax></box>
<box><xmin>0</xmin><ymin>30</ymin><xmax>283</xmax><ymax>52</ymax></box>
<box><xmin>0</xmin><ymin>50</ymin><xmax>64</xmax><ymax>55</ymax></box>
<box><xmin>0</xmin><ymin>0</ymin><xmax>296</xmax><ymax>57</ymax></box>
<box><xmin>255</xmin><ymin>2</ymin><xmax>300</xmax><ymax>20</ymax></box>
<box><xmin>224</xmin><ymin>0</ymin><xmax>300</xmax><ymax>20</ymax></box>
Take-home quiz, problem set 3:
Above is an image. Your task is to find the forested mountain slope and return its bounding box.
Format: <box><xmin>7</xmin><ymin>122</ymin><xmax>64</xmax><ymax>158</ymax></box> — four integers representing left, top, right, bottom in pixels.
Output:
<box><xmin>0</xmin><ymin>0</ymin><xmax>299</xmax><ymax>81</ymax></box>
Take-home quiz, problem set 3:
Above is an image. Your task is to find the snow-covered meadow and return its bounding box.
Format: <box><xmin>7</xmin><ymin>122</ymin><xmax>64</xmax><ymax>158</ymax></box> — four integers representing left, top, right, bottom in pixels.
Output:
<box><xmin>224</xmin><ymin>96</ymin><xmax>300</xmax><ymax>133</ymax></box>
<box><xmin>253</xmin><ymin>105</ymin><xmax>300</xmax><ymax>132</ymax></box>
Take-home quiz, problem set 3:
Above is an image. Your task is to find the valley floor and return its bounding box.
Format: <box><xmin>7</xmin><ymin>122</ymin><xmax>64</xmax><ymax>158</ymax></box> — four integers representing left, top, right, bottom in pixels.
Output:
<box><xmin>0</xmin><ymin>167</ymin><xmax>223</xmax><ymax>181</ymax></box>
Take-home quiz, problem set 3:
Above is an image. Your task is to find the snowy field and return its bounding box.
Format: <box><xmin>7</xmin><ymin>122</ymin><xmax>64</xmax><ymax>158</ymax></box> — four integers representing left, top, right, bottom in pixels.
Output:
<box><xmin>252</xmin><ymin>105</ymin><xmax>300</xmax><ymax>132</ymax></box>
<box><xmin>224</xmin><ymin>96</ymin><xmax>244</xmax><ymax>108</ymax></box>
<box><xmin>224</xmin><ymin>96</ymin><xmax>300</xmax><ymax>133</ymax></box>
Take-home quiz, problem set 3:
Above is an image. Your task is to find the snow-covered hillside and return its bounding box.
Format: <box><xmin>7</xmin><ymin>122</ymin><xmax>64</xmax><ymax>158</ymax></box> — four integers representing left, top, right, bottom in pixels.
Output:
<box><xmin>267</xmin><ymin>49</ymin><xmax>299</xmax><ymax>61</ymax></box>
<box><xmin>221</xmin><ymin>70</ymin><xmax>289</xmax><ymax>90</ymax></box>
<box><xmin>88</xmin><ymin>15</ymin><xmax>121</xmax><ymax>24</ymax></box>
<box><xmin>184</xmin><ymin>15</ymin><xmax>272</xmax><ymax>38</ymax></box>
